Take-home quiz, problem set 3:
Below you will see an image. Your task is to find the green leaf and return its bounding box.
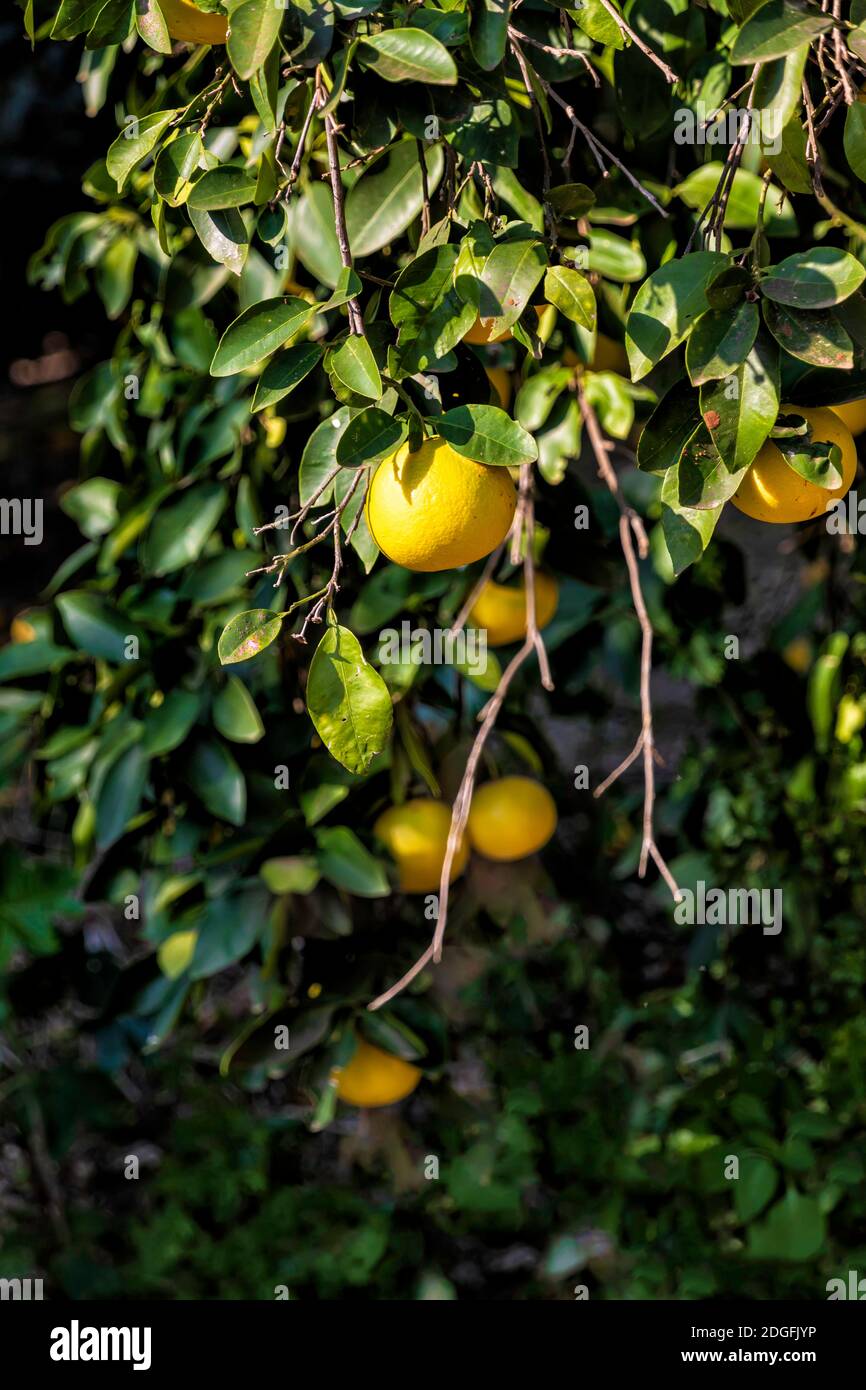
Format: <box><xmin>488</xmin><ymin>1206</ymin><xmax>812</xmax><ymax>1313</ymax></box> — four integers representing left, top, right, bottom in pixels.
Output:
<box><xmin>660</xmin><ymin>463</ymin><xmax>723</xmax><ymax>575</ymax></box>
<box><xmin>105</xmin><ymin>110</ymin><xmax>176</xmax><ymax>190</ymax></box>
<box><xmin>626</xmin><ymin>251</ymin><xmax>728</xmax><ymax>381</ymax></box>
<box><xmin>330</xmin><ymin>335</ymin><xmax>382</xmax><ymax>399</ymax></box>
<box><xmin>135</xmin><ymin>0</ymin><xmax>171</xmax><ymax>53</ymax></box>
<box><xmin>142</xmin><ymin>690</ymin><xmax>201</xmax><ymax>756</ymax></box>
<box><xmin>60</xmin><ymin>477</ymin><xmax>121</xmax><ymax>538</ymax></box>
<box><xmin>227</xmin><ymin>0</ymin><xmax>284</xmax><ymax>81</ymax></box>
<box><xmin>764</xmin><ymin>115</ymin><xmax>812</xmax><ymax>195</ymax></box>
<box><xmin>543</xmin><ymin>265</ymin><xmax>596</xmax><ymax>329</ymax></box>
<box><xmin>252</xmin><ymin>342</ymin><xmax>323</xmax><ymax>412</ymax></box>
<box><xmin>141</xmin><ymin>482</ymin><xmax>227</xmax><ymax>576</ymax></box>
<box><xmin>477</xmin><ymin>237</ymin><xmax>547</xmax><ymax>337</ymax></box>
<box><xmin>306</xmin><ymin>621</ymin><xmax>393</xmax><ymax>774</ymax></box>
<box><xmin>261</xmin><ymin>856</ymin><xmax>321</xmax><ymax>894</ymax></box>
<box><xmin>470</xmin><ymin>0</ymin><xmax>509</xmax><ymax>70</ymax></box>
<box><xmin>746</xmin><ymin>1188</ymin><xmax>826</xmax><ymax>1261</ymax></box>
<box><xmin>390</xmin><ymin>245</ymin><xmax>475</xmax><ymax>373</ymax></box>
<box><xmin>772</xmin><ymin>412</ymin><xmax>844</xmax><ymax>489</ymax></box>
<box><xmin>763</xmin><ymin>300</ymin><xmax>854</xmax><ymax>369</ymax></box>
<box><xmin>211</xmin><ymin>297</ymin><xmax>312</xmax><ymax>376</ymax></box>
<box><xmin>357</xmin><ymin>27</ymin><xmax>457</xmax><ymax>84</ymax></box>
<box><xmin>293</xmin><ymin>181</ymin><xmax>342</xmax><ymax>288</ymax></box>
<box><xmin>336</xmin><ymin>408</ymin><xmax>404</xmax><ymax>467</ymax></box>
<box><xmin>314</xmin><ymin>826</ymin><xmax>390</xmax><ymax>897</ymax></box>
<box><xmin>154</xmin><ymin>132</ymin><xmax>204</xmax><ymax>207</ymax></box>
<box><xmin>189</xmin><ymin>891</ymin><xmax>266</xmax><ymax>980</ymax></box>
<box><xmin>299</xmin><ymin>407</ymin><xmax>353</xmax><ymax>505</ymax></box>
<box><xmin>434</xmin><ymin>405</ymin><xmax>538</xmax><ymax>467</ymax></box>
<box><xmin>637</xmin><ymin>379</ymin><xmax>702</xmax><ymax>476</ymax></box>
<box><xmin>184</xmin><ymin>739</ymin><xmax>246</xmax><ymax>825</ymax></box>
<box><xmin>735</xmin><ymin>1155</ymin><xmax>778</xmax><ymax>1222</ymax></box>
<box><xmin>56</xmin><ymin>591</ymin><xmax>137</xmax><ymax>663</ymax></box>
<box><xmin>213</xmin><ymin>675</ymin><xmax>265</xmax><ymax>743</ymax></box>
<box><xmin>844</xmin><ymin>102</ymin><xmax>866</xmax><ymax>184</ymax></box>
<box><xmin>731</xmin><ymin>0</ymin><xmax>833</xmax><ymax>63</ymax></box>
<box><xmin>96</xmin><ymin>742</ymin><xmax>149</xmax><ymax>849</ymax></box>
<box><xmin>686</xmin><ymin>301</ymin><xmax>759</xmax><ymax>386</ymax></box>
<box><xmin>218</xmin><ymin>610</ymin><xmax>283</xmax><ymax>665</ymax></box>
<box><xmin>346</xmin><ymin>141</ymin><xmax>444</xmax><ymax>258</ymax></box>
<box><xmin>189</xmin><ymin>204</ymin><xmax>249</xmax><ymax>277</ymax></box>
<box><xmin>700</xmin><ymin>335</ymin><xmax>779</xmax><ymax>477</ymax></box>
<box><xmin>587</xmin><ymin>229</ymin><xmax>647</xmax><ymax>283</ymax></box>
<box><xmin>188</xmin><ymin>164</ymin><xmax>258</xmax><ymax>211</ymax></box>
<box><xmin>547</xmin><ymin>183</ymin><xmax>596</xmax><ymax>219</ymax></box>
<box><xmin>760</xmin><ymin>249</ymin><xmax>866</xmax><ymax>310</ymax></box>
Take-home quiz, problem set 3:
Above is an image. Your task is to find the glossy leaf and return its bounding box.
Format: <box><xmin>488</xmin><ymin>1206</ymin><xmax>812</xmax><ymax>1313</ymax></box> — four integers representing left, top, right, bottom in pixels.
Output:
<box><xmin>357</xmin><ymin>27</ymin><xmax>457</xmax><ymax>84</ymax></box>
<box><xmin>306</xmin><ymin>621</ymin><xmax>393</xmax><ymax>774</ymax></box>
<box><xmin>211</xmin><ymin>297</ymin><xmax>312</xmax><ymax>376</ymax></box>
<box><xmin>218</xmin><ymin>610</ymin><xmax>283</xmax><ymax>665</ymax></box>
<box><xmin>626</xmin><ymin>251</ymin><xmax>728</xmax><ymax>381</ymax></box>
<box><xmin>760</xmin><ymin>248</ymin><xmax>866</xmax><ymax>310</ymax></box>
<box><xmin>434</xmin><ymin>405</ymin><xmax>538</xmax><ymax>467</ymax></box>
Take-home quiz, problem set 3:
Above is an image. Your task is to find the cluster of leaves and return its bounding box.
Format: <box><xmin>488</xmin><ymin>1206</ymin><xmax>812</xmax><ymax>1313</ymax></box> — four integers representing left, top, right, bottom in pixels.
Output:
<box><xmin>6</xmin><ymin>0</ymin><xmax>866</xmax><ymax>1291</ymax></box>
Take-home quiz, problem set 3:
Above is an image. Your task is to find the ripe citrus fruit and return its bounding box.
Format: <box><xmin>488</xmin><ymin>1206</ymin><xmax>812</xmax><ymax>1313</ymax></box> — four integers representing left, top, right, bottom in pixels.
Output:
<box><xmin>373</xmin><ymin>798</ymin><xmax>469</xmax><ymax>893</ymax></box>
<box><xmin>830</xmin><ymin>397</ymin><xmax>866</xmax><ymax>437</ymax></box>
<box><xmin>485</xmin><ymin>365</ymin><xmax>512</xmax><ymax>409</ymax></box>
<box><xmin>468</xmin><ymin>573</ymin><xmax>559</xmax><ymax>647</ymax></box>
<box><xmin>731</xmin><ymin>406</ymin><xmax>857</xmax><ymax>524</ymax></box>
<box><xmin>563</xmin><ymin>333</ymin><xmax>629</xmax><ymax>374</ymax></box>
<box><xmin>157</xmin><ymin>929</ymin><xmax>198</xmax><ymax>979</ymax></box>
<box><xmin>366</xmin><ymin>435</ymin><xmax>516</xmax><ymax>572</ymax></box>
<box><xmin>333</xmin><ymin>1038</ymin><xmax>422</xmax><ymax>1108</ymax></box>
<box><xmin>160</xmin><ymin>0</ymin><xmax>227</xmax><ymax>44</ymax></box>
<box><xmin>10</xmin><ymin>614</ymin><xmax>36</xmax><ymax>643</ymax></box>
<box><xmin>467</xmin><ymin>776</ymin><xmax>558</xmax><ymax>861</ymax></box>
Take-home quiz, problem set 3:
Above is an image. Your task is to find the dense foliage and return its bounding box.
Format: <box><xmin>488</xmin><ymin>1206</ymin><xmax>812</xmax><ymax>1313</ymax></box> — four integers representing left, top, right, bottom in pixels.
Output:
<box><xmin>4</xmin><ymin>0</ymin><xmax>866</xmax><ymax>1299</ymax></box>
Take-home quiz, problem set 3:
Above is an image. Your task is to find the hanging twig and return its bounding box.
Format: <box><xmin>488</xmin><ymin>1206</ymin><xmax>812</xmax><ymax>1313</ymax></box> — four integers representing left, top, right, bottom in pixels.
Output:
<box><xmin>577</xmin><ymin>382</ymin><xmax>679</xmax><ymax>902</ymax></box>
<box><xmin>318</xmin><ymin>73</ymin><xmax>365</xmax><ymax>337</ymax></box>
<box><xmin>369</xmin><ymin>467</ymin><xmax>553</xmax><ymax>1011</ymax></box>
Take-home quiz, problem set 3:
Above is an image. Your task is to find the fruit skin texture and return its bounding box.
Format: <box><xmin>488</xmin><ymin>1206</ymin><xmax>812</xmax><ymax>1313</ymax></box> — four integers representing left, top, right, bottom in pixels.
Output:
<box><xmin>366</xmin><ymin>435</ymin><xmax>517</xmax><ymax>572</ymax></box>
<box><xmin>333</xmin><ymin>1039</ymin><xmax>422</xmax><ymax>1108</ymax></box>
<box><xmin>830</xmin><ymin>397</ymin><xmax>866</xmax><ymax>438</ymax></box>
<box><xmin>468</xmin><ymin>573</ymin><xmax>559</xmax><ymax>647</ymax></box>
<box><xmin>160</xmin><ymin>0</ymin><xmax>227</xmax><ymax>44</ymax></box>
<box><xmin>374</xmin><ymin>798</ymin><xmax>469</xmax><ymax>893</ymax></box>
<box><xmin>10</xmin><ymin>616</ymin><xmax>36</xmax><ymax>643</ymax></box>
<box><xmin>467</xmin><ymin>776</ymin><xmax>558</xmax><ymax>862</ymax></box>
<box><xmin>485</xmin><ymin>365</ymin><xmax>512</xmax><ymax>409</ymax></box>
<box><xmin>731</xmin><ymin>406</ymin><xmax>857</xmax><ymax>524</ymax></box>
<box><xmin>157</xmin><ymin>929</ymin><xmax>198</xmax><ymax>979</ymax></box>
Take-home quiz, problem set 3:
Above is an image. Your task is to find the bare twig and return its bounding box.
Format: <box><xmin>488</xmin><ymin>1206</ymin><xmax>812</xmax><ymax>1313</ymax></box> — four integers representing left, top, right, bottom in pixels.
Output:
<box><xmin>508</xmin><ymin>26</ymin><xmax>599</xmax><ymax>86</ymax></box>
<box><xmin>319</xmin><ymin>73</ymin><xmax>365</xmax><ymax>336</ymax></box>
<box><xmin>594</xmin><ymin>0</ymin><xmax>680</xmax><ymax>84</ymax></box>
<box><xmin>577</xmin><ymin>382</ymin><xmax>679</xmax><ymax>903</ymax></box>
<box><xmin>541</xmin><ymin>80</ymin><xmax>669</xmax><ymax>217</ymax></box>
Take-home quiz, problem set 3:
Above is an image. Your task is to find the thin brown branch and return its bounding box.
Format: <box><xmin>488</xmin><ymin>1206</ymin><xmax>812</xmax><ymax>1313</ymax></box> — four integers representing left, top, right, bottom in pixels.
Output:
<box><xmin>577</xmin><ymin>382</ymin><xmax>679</xmax><ymax>903</ymax></box>
<box><xmin>541</xmin><ymin>80</ymin><xmax>669</xmax><ymax>217</ymax></box>
<box><xmin>595</xmin><ymin>0</ymin><xmax>680</xmax><ymax>84</ymax></box>
<box><xmin>319</xmin><ymin>73</ymin><xmax>365</xmax><ymax>337</ymax></box>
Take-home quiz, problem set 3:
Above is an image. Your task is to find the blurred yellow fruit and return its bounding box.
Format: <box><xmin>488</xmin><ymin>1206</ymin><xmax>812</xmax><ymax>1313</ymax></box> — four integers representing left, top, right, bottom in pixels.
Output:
<box><xmin>366</xmin><ymin>435</ymin><xmax>516</xmax><ymax>572</ymax></box>
<box><xmin>782</xmin><ymin>638</ymin><xmax>812</xmax><ymax>674</ymax></box>
<box><xmin>468</xmin><ymin>573</ymin><xmax>559</xmax><ymax>646</ymax></box>
<box><xmin>591</xmin><ymin>332</ymin><xmax>630</xmax><ymax>374</ymax></box>
<box><xmin>563</xmin><ymin>332</ymin><xmax>628</xmax><ymax>374</ymax></box>
<box><xmin>10</xmin><ymin>615</ymin><xmax>36</xmax><ymax>643</ymax></box>
<box><xmin>160</xmin><ymin>0</ymin><xmax>227</xmax><ymax>43</ymax></box>
<box><xmin>157</xmin><ymin>929</ymin><xmax>198</xmax><ymax>980</ymax></box>
<box><xmin>467</xmin><ymin>776</ymin><xmax>558</xmax><ymax>861</ymax></box>
<box><xmin>830</xmin><ymin>397</ymin><xmax>866</xmax><ymax>437</ymax></box>
<box><xmin>731</xmin><ymin>406</ymin><xmax>857</xmax><ymax>524</ymax></box>
<box><xmin>263</xmin><ymin>414</ymin><xmax>286</xmax><ymax>448</ymax></box>
<box><xmin>374</xmin><ymin>798</ymin><xmax>468</xmax><ymax>893</ymax></box>
<box><xmin>486</xmin><ymin>365</ymin><xmax>512</xmax><ymax>409</ymax></box>
<box><xmin>333</xmin><ymin>1038</ymin><xmax>422</xmax><ymax>1108</ymax></box>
